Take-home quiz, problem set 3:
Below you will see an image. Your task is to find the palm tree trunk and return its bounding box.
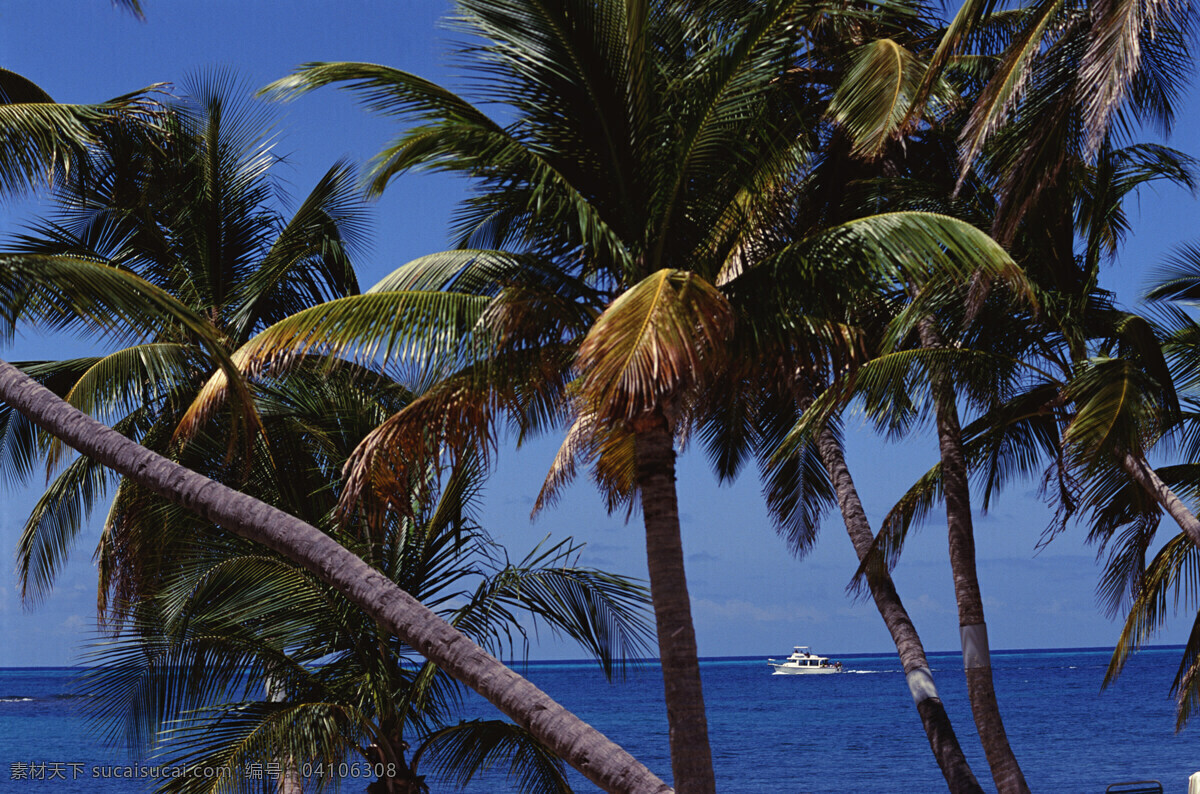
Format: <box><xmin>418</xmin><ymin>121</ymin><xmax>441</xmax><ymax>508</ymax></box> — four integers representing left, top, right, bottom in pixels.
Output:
<box><xmin>919</xmin><ymin>325</ymin><xmax>1030</xmax><ymax>794</ymax></box>
<box><xmin>633</xmin><ymin>409</ymin><xmax>715</xmax><ymax>794</ymax></box>
<box><xmin>266</xmin><ymin>677</ymin><xmax>304</xmax><ymax>794</ymax></box>
<box><xmin>1121</xmin><ymin>451</ymin><xmax>1200</xmax><ymax>549</ymax></box>
<box><xmin>0</xmin><ymin>359</ymin><xmax>673</xmax><ymax>794</ymax></box>
<box><xmin>815</xmin><ymin>426</ymin><xmax>983</xmax><ymax>794</ymax></box>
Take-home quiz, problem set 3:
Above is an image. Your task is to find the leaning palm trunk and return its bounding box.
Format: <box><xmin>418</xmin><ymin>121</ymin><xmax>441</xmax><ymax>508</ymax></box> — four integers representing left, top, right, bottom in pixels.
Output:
<box><xmin>632</xmin><ymin>409</ymin><xmax>715</xmax><ymax>794</ymax></box>
<box><xmin>815</xmin><ymin>426</ymin><xmax>983</xmax><ymax>794</ymax></box>
<box><xmin>921</xmin><ymin>324</ymin><xmax>1029</xmax><ymax>794</ymax></box>
<box><xmin>0</xmin><ymin>360</ymin><xmax>672</xmax><ymax>794</ymax></box>
<box><xmin>1121</xmin><ymin>452</ymin><xmax>1200</xmax><ymax>549</ymax></box>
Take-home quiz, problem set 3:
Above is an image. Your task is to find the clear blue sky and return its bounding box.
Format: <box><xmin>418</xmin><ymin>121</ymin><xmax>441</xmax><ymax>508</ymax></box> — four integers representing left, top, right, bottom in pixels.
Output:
<box><xmin>0</xmin><ymin>0</ymin><xmax>1195</xmax><ymax>666</ymax></box>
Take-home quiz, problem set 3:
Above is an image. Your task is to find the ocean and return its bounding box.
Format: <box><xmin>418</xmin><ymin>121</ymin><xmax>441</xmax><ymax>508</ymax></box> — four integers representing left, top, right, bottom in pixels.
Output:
<box><xmin>0</xmin><ymin>646</ymin><xmax>1194</xmax><ymax>792</ymax></box>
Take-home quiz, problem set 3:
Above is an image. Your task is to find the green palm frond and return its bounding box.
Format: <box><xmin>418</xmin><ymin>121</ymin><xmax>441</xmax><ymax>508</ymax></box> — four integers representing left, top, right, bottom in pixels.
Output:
<box><xmin>0</xmin><ymin>79</ymin><xmax>157</xmax><ymax>195</ymax></box>
<box><xmin>861</xmin><ymin>389</ymin><xmax>1065</xmax><ymax>583</ymax></box>
<box><xmin>828</xmin><ymin>39</ymin><xmax>953</xmax><ymax>160</ymax></box>
<box><xmin>696</xmin><ymin>365</ymin><xmax>762</xmax><ymax>485</ymax></box>
<box><xmin>647</xmin><ymin>0</ymin><xmax>814</xmax><ymax>259</ymax></box>
<box><xmin>1079</xmin><ymin>145</ymin><xmax>1197</xmax><ymax>262</ymax></box>
<box><xmin>175</xmin><ymin>290</ymin><xmax>489</xmax><ymax>440</ymax></box>
<box><xmin>1172</xmin><ymin>613</ymin><xmax>1200</xmax><ymax>730</ymax></box>
<box><xmin>1104</xmin><ymin>531</ymin><xmax>1200</xmax><ymax>726</ymax></box>
<box><xmin>262</xmin><ymin>61</ymin><xmax>489</xmax><ymax>125</ymax></box>
<box><xmin>775</xmin><ymin>343</ymin><xmax>1032</xmax><ymax>463</ymax></box>
<box><xmin>153</xmin><ymin>701</ymin><xmax>359</xmax><ymax>793</ymax></box>
<box><xmin>912</xmin><ymin>0</ymin><xmax>1004</xmax><ymax>99</ymax></box>
<box><xmin>760</xmin><ymin>429</ymin><xmax>836</xmax><ymax>558</ymax></box>
<box><xmin>61</xmin><ymin>343</ymin><xmax>193</xmax><ymax>426</ymax></box>
<box><xmin>368</xmin><ymin>250</ymin><xmax>528</xmax><ymax>294</ymax></box>
<box><xmin>0</xmin><ymin>254</ymin><xmax>262</xmax><ymax>441</ymax></box>
<box><xmin>1063</xmin><ymin>357</ymin><xmax>1165</xmax><ymax>470</ymax></box>
<box><xmin>78</xmin><ymin>460</ymin><xmax>651</xmax><ymax>788</ymax></box>
<box><xmin>229</xmin><ymin>158</ymin><xmax>367</xmax><ymax>339</ymax></box>
<box><xmin>82</xmin><ymin>548</ymin><xmax>358</xmax><ymax>753</ymax></box>
<box><xmin>456</xmin><ymin>539</ymin><xmax>654</xmax><ymax>680</ymax></box>
<box><xmin>18</xmin><ymin>441</ymin><xmax>122</xmax><ymax>603</ymax></box>
<box><xmin>1147</xmin><ymin>242</ymin><xmax>1200</xmax><ymax>306</ymax></box>
<box><xmin>866</xmin><ymin>459</ymin><xmax>944</xmax><ymax>579</ymax></box>
<box><xmin>413</xmin><ymin>720</ymin><xmax>571</xmax><ymax>794</ymax></box>
<box><xmin>1095</xmin><ymin>514</ymin><xmax>1162</xmax><ymax>618</ymax></box>
<box><xmin>264</xmin><ymin>60</ymin><xmax>634</xmax><ymax>273</ymax></box>
<box><xmin>767</xmin><ymin>212</ymin><xmax>1028</xmax><ymax>338</ymax></box>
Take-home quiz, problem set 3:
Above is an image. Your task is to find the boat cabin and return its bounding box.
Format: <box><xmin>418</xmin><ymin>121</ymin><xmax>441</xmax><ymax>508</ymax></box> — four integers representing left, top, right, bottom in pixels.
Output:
<box><xmin>789</xmin><ymin>647</ymin><xmax>827</xmax><ymax>667</ymax></box>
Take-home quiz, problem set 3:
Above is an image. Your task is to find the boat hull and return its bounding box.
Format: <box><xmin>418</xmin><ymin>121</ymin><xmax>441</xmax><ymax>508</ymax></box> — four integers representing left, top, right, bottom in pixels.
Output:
<box><xmin>769</xmin><ymin>664</ymin><xmax>840</xmax><ymax>675</ymax></box>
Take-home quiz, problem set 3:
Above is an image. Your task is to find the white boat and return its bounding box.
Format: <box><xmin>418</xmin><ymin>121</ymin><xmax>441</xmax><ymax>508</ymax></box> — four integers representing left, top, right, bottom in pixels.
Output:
<box><xmin>768</xmin><ymin>646</ymin><xmax>842</xmax><ymax>675</ymax></box>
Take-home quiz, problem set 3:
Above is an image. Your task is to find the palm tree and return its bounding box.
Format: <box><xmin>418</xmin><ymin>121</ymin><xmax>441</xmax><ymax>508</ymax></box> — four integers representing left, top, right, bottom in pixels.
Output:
<box><xmin>1065</xmin><ymin>248</ymin><xmax>1200</xmax><ymax>730</ymax></box>
<box><xmin>851</xmin><ymin>137</ymin><xmax>1200</xmax><ymax>745</ymax></box>
<box><xmin>82</xmin><ymin>456</ymin><xmax>652</xmax><ymax>794</ymax></box>
<box><xmin>0</xmin><ymin>72</ymin><xmax>674</xmax><ymax>793</ymax></box>
<box><xmin>794</xmin><ymin>0</ymin><xmax>1197</xmax><ymax>781</ymax></box>
<box><xmin>237</xmin><ymin>3</ymin><xmax>1023</xmax><ymax>790</ymax></box>
<box><xmin>0</xmin><ymin>74</ymin><xmax>368</xmax><ymax>616</ymax></box>
<box><xmin>736</xmin><ymin>18</ymin><xmax>1035</xmax><ymax>788</ymax></box>
<box><xmin>0</xmin><ymin>358</ymin><xmax>673</xmax><ymax>793</ymax></box>
<box><xmin>692</xmin><ymin>149</ymin><xmax>987</xmax><ymax>788</ymax></box>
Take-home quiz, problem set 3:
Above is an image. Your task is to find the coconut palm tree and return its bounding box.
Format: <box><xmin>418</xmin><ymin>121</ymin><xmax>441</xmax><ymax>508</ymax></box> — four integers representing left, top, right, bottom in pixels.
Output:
<box><xmin>703</xmin><ymin>302</ymin><xmax>987</xmax><ymax>792</ymax></box>
<box><xmin>81</xmin><ymin>453</ymin><xmax>653</xmax><ymax>794</ymax></box>
<box><xmin>0</xmin><ymin>357</ymin><xmax>673</xmax><ymax>793</ymax></box>
<box><xmin>232</xmin><ymin>3</ymin><xmax>1025</xmax><ymax>790</ymax></box>
<box><xmin>795</xmin><ymin>0</ymin><xmax>1197</xmax><ymax>780</ymax></box>
<box><xmin>1057</xmin><ymin>248</ymin><xmax>1200</xmax><ymax>730</ymax></box>
<box><xmin>0</xmin><ymin>73</ymin><xmax>655</xmax><ymax>793</ymax></box>
<box><xmin>0</xmin><ymin>74</ymin><xmax>370</xmax><ymax>616</ymax></box>
<box><xmin>0</xmin><ymin>74</ymin><xmax>673</xmax><ymax>793</ymax></box>
<box><xmin>737</xmin><ymin>20</ymin><xmax>1034</xmax><ymax>787</ymax></box>
<box><xmin>845</xmin><ymin>136</ymin><xmax>1200</xmax><ymax>745</ymax></box>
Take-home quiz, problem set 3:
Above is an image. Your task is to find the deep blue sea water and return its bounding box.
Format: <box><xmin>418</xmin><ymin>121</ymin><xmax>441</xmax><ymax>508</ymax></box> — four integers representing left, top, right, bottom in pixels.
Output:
<box><xmin>0</xmin><ymin>647</ymin><xmax>1195</xmax><ymax>792</ymax></box>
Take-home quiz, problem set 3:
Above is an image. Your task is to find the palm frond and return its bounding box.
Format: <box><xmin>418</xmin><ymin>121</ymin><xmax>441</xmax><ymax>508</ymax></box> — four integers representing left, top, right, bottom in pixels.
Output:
<box><xmin>229</xmin><ymin>158</ymin><xmax>367</xmax><ymax>339</ymax></box>
<box><xmin>458</xmin><ymin>538</ymin><xmax>654</xmax><ymax>679</ymax></box>
<box><xmin>0</xmin><ymin>83</ymin><xmax>156</xmax><ymax>195</ymax></box>
<box><xmin>576</xmin><ymin>269</ymin><xmax>733</xmax><ymax>422</ymax></box>
<box><xmin>17</xmin><ymin>444</ymin><xmax>121</xmax><ymax>603</ymax></box>
<box><xmin>175</xmin><ymin>290</ymin><xmax>489</xmax><ymax>440</ymax></box>
<box><xmin>957</xmin><ymin>0</ymin><xmax>1066</xmax><ymax>182</ymax></box>
<box><xmin>1063</xmin><ymin>357</ymin><xmax>1164</xmax><ymax>470</ymax></box>
<box><xmin>0</xmin><ymin>254</ymin><xmax>262</xmax><ymax>442</ymax></box>
<box><xmin>1077</xmin><ymin>0</ymin><xmax>1190</xmax><ymax>153</ymax></box>
<box><xmin>413</xmin><ymin>720</ymin><xmax>571</xmax><ymax>794</ymax></box>
<box><xmin>1104</xmin><ymin>531</ymin><xmax>1200</xmax><ymax>729</ymax></box>
<box><xmin>828</xmin><ymin>39</ymin><xmax>951</xmax><ymax>160</ymax></box>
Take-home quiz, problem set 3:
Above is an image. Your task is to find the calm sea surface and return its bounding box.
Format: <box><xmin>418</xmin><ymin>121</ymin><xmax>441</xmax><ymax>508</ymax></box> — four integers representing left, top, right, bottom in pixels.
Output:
<box><xmin>0</xmin><ymin>646</ymin><xmax>1195</xmax><ymax>792</ymax></box>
